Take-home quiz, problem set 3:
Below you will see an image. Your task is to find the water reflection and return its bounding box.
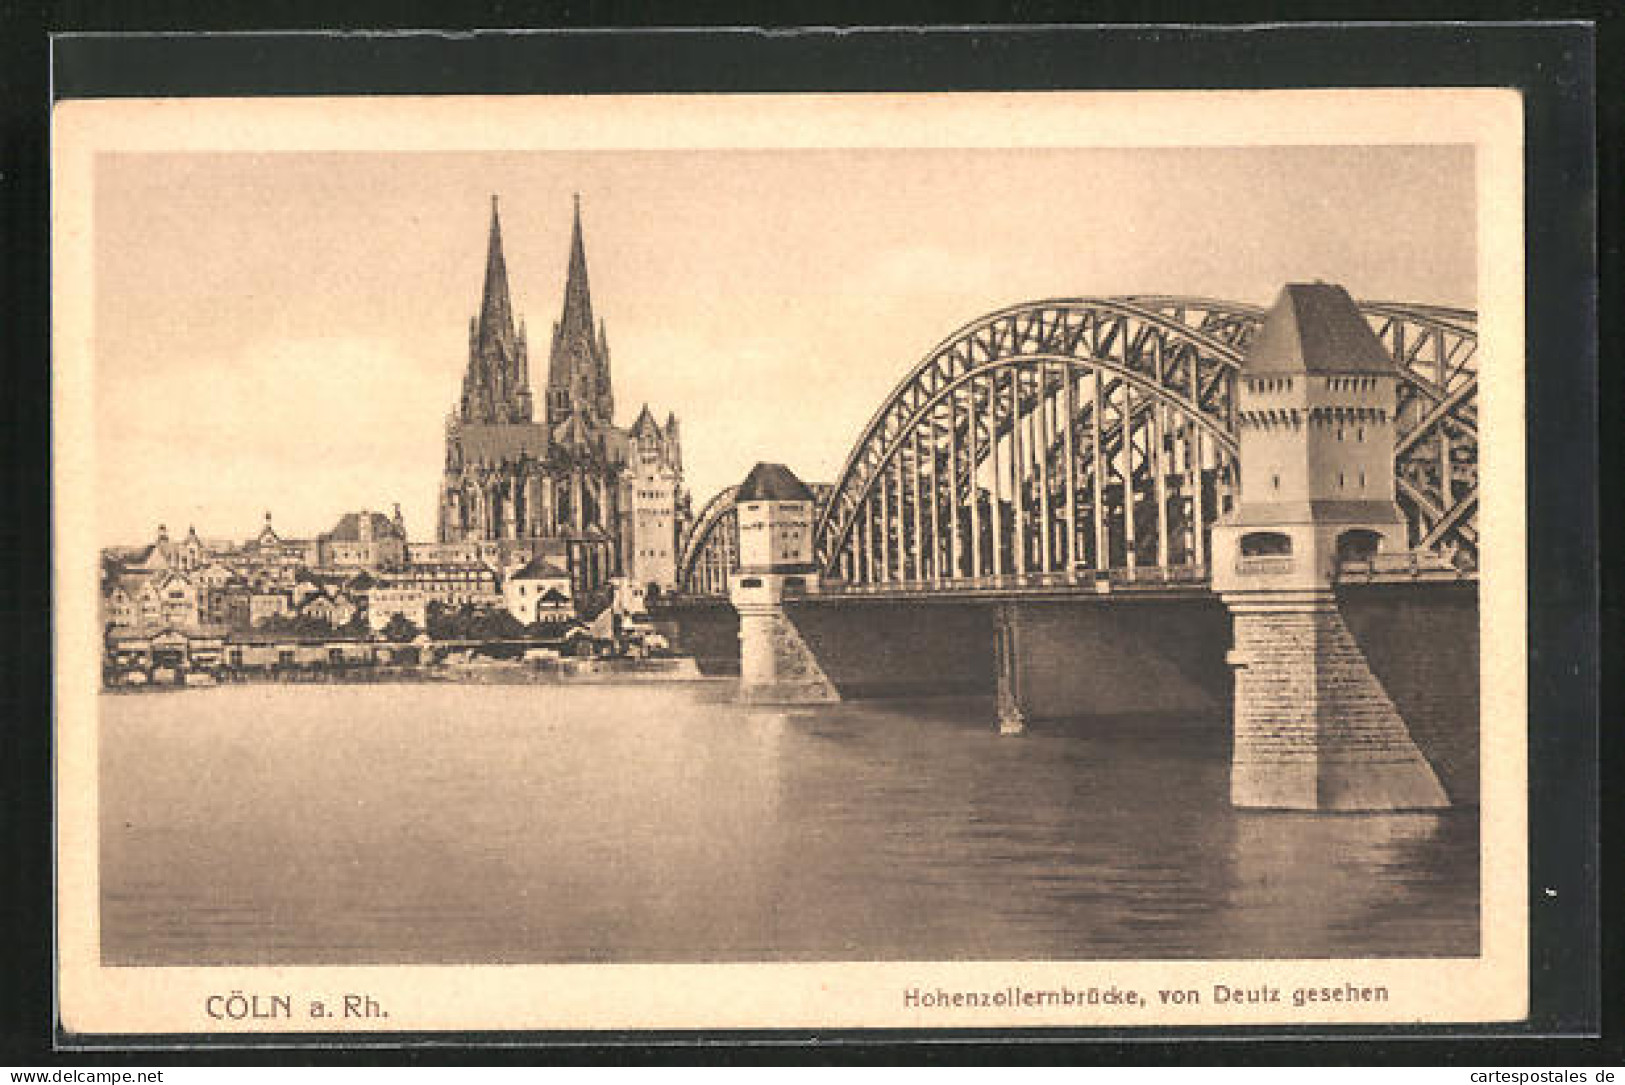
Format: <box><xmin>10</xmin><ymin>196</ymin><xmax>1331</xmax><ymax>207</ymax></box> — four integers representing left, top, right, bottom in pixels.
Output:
<box><xmin>1217</xmin><ymin>812</ymin><xmax>1478</xmax><ymax>958</ymax></box>
<box><xmin>100</xmin><ymin>683</ymin><xmax>1477</xmax><ymax>966</ymax></box>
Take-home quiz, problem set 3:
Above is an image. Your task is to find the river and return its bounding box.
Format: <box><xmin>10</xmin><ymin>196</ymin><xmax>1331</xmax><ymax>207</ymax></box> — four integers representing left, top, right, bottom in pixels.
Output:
<box><xmin>99</xmin><ymin>681</ymin><xmax>1478</xmax><ymax>965</ymax></box>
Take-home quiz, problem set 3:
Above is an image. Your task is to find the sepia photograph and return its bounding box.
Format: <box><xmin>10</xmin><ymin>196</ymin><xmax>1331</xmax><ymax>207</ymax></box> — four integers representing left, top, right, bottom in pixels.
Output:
<box><xmin>52</xmin><ymin>87</ymin><xmax>1528</xmax><ymax>1034</ymax></box>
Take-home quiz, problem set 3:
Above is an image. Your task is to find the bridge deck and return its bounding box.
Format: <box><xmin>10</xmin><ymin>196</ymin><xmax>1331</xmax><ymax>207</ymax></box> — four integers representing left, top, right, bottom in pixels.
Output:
<box><xmin>666</xmin><ymin>555</ymin><xmax>1474</xmax><ymax>606</ymax></box>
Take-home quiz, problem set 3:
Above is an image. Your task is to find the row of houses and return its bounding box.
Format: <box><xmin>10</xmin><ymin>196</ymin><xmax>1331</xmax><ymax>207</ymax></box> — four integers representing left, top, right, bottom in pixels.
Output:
<box><xmin>103</xmin><ymin>510</ymin><xmax>584</xmax><ymax>638</ymax></box>
<box><xmin>107</xmin><ymin>510</ymin><xmax>404</xmax><ymax>576</ymax></box>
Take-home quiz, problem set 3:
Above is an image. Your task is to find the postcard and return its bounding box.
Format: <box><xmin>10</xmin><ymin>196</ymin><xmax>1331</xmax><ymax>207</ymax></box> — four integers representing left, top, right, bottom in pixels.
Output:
<box><xmin>54</xmin><ymin>87</ymin><xmax>1526</xmax><ymax>1035</ymax></box>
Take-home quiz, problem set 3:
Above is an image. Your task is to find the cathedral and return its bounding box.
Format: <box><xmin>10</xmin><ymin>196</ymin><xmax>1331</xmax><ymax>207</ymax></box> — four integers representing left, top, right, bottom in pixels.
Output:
<box><xmin>436</xmin><ymin>196</ymin><xmax>687</xmax><ymax>593</ymax></box>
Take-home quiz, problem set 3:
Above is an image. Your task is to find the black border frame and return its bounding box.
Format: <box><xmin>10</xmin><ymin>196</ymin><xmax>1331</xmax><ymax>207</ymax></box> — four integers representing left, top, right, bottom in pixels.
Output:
<box><xmin>2</xmin><ymin>16</ymin><xmax>1607</xmax><ymax>1065</ymax></box>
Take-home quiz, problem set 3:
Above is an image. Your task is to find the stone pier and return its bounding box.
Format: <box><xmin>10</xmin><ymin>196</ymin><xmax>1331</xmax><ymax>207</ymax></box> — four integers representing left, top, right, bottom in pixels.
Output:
<box><xmin>734</xmin><ymin>588</ymin><xmax>839</xmax><ymax>704</ymax></box>
<box><xmin>1226</xmin><ymin>594</ymin><xmax>1448</xmax><ymax>810</ymax></box>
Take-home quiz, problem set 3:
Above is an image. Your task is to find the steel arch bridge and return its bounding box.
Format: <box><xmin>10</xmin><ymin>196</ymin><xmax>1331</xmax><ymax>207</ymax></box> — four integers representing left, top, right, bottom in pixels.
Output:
<box><xmin>677</xmin><ymin>295</ymin><xmax>1476</xmax><ymax>596</ymax></box>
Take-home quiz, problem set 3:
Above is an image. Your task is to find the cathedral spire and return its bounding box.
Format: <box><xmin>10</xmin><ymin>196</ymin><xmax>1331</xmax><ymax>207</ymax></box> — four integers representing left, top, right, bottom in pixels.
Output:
<box><xmin>547</xmin><ymin>194</ymin><xmax>611</xmax><ymax>424</ymax></box>
<box><xmin>560</xmin><ymin>192</ymin><xmax>595</xmax><ymax>339</ymax></box>
<box><xmin>459</xmin><ymin>195</ymin><xmax>530</xmax><ymax>424</ymax></box>
<box><xmin>478</xmin><ymin>194</ymin><xmax>516</xmax><ymax>347</ymax></box>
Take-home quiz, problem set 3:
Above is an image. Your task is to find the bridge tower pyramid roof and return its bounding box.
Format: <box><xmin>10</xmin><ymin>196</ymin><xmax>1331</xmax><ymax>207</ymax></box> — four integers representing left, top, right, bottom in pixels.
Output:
<box><xmin>738</xmin><ymin>462</ymin><xmax>815</xmax><ymax>504</ymax></box>
<box><xmin>1244</xmin><ymin>283</ymin><xmax>1396</xmax><ymax>376</ymax></box>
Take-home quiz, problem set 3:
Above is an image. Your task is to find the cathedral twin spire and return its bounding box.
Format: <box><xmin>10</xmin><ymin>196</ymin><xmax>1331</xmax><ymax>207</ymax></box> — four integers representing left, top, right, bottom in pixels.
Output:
<box><xmin>548</xmin><ymin>194</ymin><xmax>615</xmax><ymax>426</ymax></box>
<box><xmin>459</xmin><ymin>194</ymin><xmax>612</xmax><ymax>429</ymax></box>
<box><xmin>477</xmin><ymin>194</ymin><xmax>517</xmax><ymax>349</ymax></box>
<box><xmin>559</xmin><ymin>194</ymin><xmax>594</xmax><ymax>341</ymax></box>
<box><xmin>461</xmin><ymin>195</ymin><xmax>531</xmax><ymax>425</ymax></box>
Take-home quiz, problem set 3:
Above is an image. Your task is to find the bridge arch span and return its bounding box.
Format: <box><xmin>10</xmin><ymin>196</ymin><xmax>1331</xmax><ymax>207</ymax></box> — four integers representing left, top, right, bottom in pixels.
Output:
<box><xmin>814</xmin><ymin>298</ymin><xmax>1252</xmax><ymax>587</ymax></box>
<box><xmin>676</xmin><ymin>295</ymin><xmax>1477</xmax><ymax>596</ymax></box>
<box><xmin>815</xmin><ymin>295</ymin><xmax>1478</xmax><ymax>587</ymax></box>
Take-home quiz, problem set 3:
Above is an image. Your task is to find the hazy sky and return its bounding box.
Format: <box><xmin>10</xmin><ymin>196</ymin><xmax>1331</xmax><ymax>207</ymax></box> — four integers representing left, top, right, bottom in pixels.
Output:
<box><xmin>93</xmin><ymin>145</ymin><xmax>1474</xmax><ymax>545</ymax></box>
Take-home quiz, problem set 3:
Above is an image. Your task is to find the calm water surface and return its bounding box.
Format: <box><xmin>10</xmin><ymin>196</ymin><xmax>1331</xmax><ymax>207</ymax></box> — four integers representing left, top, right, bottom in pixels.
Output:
<box><xmin>100</xmin><ymin>682</ymin><xmax>1478</xmax><ymax>965</ymax></box>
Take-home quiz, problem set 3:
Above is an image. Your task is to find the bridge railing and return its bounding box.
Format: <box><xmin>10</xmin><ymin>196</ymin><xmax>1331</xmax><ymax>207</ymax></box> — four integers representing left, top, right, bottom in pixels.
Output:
<box><xmin>672</xmin><ymin>553</ymin><xmax>1473</xmax><ymax>596</ymax></box>
<box><xmin>1334</xmin><ymin>552</ymin><xmax>1473</xmax><ymax>584</ymax></box>
<box><xmin>815</xmin><ymin>565</ymin><xmax>1211</xmax><ymax>596</ymax></box>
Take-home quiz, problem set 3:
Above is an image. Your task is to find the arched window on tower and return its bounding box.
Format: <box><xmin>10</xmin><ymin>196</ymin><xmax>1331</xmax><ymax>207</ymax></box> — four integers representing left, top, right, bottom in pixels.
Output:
<box><xmin>1335</xmin><ymin>529</ymin><xmax>1384</xmax><ymax>562</ymax></box>
<box><xmin>1240</xmin><ymin>531</ymin><xmax>1292</xmax><ymax>558</ymax></box>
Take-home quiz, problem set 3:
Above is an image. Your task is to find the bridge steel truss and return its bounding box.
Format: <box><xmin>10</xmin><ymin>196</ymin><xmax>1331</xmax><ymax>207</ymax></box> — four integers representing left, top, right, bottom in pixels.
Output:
<box><xmin>1126</xmin><ymin>297</ymin><xmax>1480</xmax><ymax>563</ymax></box>
<box><xmin>674</xmin><ymin>296</ymin><xmax>1477</xmax><ymax>597</ymax></box>
<box><xmin>678</xmin><ymin>484</ymin><xmax>742</xmax><ymax>598</ymax></box>
<box><xmin>810</xmin><ymin>296</ymin><xmax>1478</xmax><ymax>592</ymax></box>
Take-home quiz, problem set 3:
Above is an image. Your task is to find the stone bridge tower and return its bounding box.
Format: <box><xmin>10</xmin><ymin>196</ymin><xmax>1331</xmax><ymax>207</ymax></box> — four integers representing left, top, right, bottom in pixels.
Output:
<box><xmin>729</xmin><ymin>463</ymin><xmax>838</xmax><ymax>704</ymax></box>
<box><xmin>1211</xmin><ymin>283</ymin><xmax>1448</xmax><ymax>810</ymax></box>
